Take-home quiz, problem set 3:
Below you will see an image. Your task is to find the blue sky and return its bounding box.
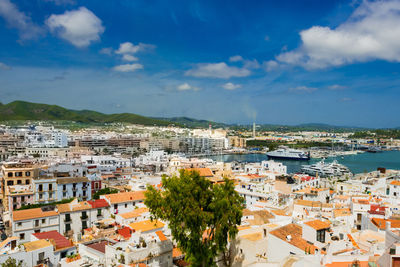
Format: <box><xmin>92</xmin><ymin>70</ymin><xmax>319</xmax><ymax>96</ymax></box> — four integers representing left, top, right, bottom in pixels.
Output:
<box><xmin>0</xmin><ymin>0</ymin><xmax>400</xmax><ymax>127</ymax></box>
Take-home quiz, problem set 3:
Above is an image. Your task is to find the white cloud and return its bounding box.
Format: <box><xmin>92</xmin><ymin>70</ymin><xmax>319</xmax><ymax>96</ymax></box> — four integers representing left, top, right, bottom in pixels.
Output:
<box><xmin>222</xmin><ymin>82</ymin><xmax>241</xmax><ymax>90</ymax></box>
<box><xmin>229</xmin><ymin>55</ymin><xmax>243</xmax><ymax>62</ymax></box>
<box><xmin>289</xmin><ymin>86</ymin><xmax>318</xmax><ymax>93</ymax></box>
<box><xmin>0</xmin><ymin>62</ymin><xmax>11</xmax><ymax>70</ymax></box>
<box><xmin>185</xmin><ymin>62</ymin><xmax>251</xmax><ymax>79</ymax></box>
<box><xmin>99</xmin><ymin>47</ymin><xmax>112</xmax><ymax>55</ymax></box>
<box><xmin>46</xmin><ymin>7</ymin><xmax>104</xmax><ymax>47</ymax></box>
<box><xmin>264</xmin><ymin>60</ymin><xmax>279</xmax><ymax>71</ymax></box>
<box><xmin>115</xmin><ymin>42</ymin><xmax>154</xmax><ymax>55</ymax></box>
<box><xmin>328</xmin><ymin>84</ymin><xmax>347</xmax><ymax>90</ymax></box>
<box><xmin>113</xmin><ymin>63</ymin><xmax>143</xmax><ymax>72</ymax></box>
<box><xmin>0</xmin><ymin>0</ymin><xmax>44</xmax><ymax>40</ymax></box>
<box><xmin>274</xmin><ymin>0</ymin><xmax>400</xmax><ymax>69</ymax></box>
<box><xmin>122</xmin><ymin>54</ymin><xmax>138</xmax><ymax>62</ymax></box>
<box><xmin>177</xmin><ymin>83</ymin><xmax>200</xmax><ymax>91</ymax></box>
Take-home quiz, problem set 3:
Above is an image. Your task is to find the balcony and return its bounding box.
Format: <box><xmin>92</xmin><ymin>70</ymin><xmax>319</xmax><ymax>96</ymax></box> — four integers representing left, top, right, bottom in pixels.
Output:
<box><xmin>97</xmin><ymin>213</ymin><xmax>103</xmax><ymax>218</ymax></box>
<box><xmin>72</xmin><ymin>187</ymin><xmax>78</xmax><ymax>192</ymax></box>
<box><xmin>80</xmin><ymin>215</ymin><xmax>88</xmax><ymax>220</ymax></box>
<box><xmin>64</xmin><ymin>218</ymin><xmax>72</xmax><ymax>223</ymax></box>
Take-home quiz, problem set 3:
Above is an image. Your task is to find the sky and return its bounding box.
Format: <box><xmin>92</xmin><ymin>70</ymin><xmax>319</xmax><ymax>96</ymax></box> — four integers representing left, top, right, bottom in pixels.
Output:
<box><xmin>0</xmin><ymin>0</ymin><xmax>400</xmax><ymax>128</ymax></box>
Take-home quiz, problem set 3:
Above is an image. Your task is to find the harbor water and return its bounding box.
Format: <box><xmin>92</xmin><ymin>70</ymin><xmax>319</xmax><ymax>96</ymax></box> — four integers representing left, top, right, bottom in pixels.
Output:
<box><xmin>208</xmin><ymin>150</ymin><xmax>400</xmax><ymax>174</ymax></box>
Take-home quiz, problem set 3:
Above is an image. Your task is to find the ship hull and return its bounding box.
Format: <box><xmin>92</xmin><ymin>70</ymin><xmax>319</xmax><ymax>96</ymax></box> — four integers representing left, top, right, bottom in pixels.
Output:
<box><xmin>266</xmin><ymin>155</ymin><xmax>310</xmax><ymax>161</ymax></box>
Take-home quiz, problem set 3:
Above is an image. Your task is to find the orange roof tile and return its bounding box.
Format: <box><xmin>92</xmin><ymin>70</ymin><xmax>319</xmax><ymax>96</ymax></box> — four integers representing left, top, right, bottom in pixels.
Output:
<box><xmin>270</xmin><ymin>224</ymin><xmax>317</xmax><ymax>254</ymax></box>
<box><xmin>128</xmin><ymin>220</ymin><xmax>164</xmax><ymax>232</ymax></box>
<box><xmin>103</xmin><ymin>191</ymin><xmax>145</xmax><ymax>204</ymax></box>
<box><xmin>57</xmin><ymin>201</ymin><xmax>92</xmax><ymax>213</ymax></box>
<box><xmin>155</xmin><ymin>231</ymin><xmax>168</xmax><ymax>242</ymax></box>
<box><xmin>371</xmin><ymin>218</ymin><xmax>400</xmax><ymax>230</ymax></box>
<box><xmin>325</xmin><ymin>261</ymin><xmax>371</xmax><ymax>267</ymax></box>
<box><xmin>119</xmin><ymin>207</ymin><xmax>149</xmax><ymax>219</ymax></box>
<box><xmin>333</xmin><ymin>208</ymin><xmax>351</xmax><ymax>218</ymax></box>
<box><xmin>13</xmin><ymin>208</ymin><xmax>58</xmax><ymax>221</ymax></box>
<box><xmin>390</xmin><ymin>180</ymin><xmax>400</xmax><ymax>186</ymax></box>
<box><xmin>185</xmin><ymin>168</ymin><xmax>213</xmax><ymax>177</ymax></box>
<box><xmin>304</xmin><ymin>220</ymin><xmax>331</xmax><ymax>230</ymax></box>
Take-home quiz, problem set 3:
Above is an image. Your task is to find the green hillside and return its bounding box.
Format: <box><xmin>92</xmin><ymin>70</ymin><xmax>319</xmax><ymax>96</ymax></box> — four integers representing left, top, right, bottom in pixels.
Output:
<box><xmin>0</xmin><ymin>101</ymin><xmax>175</xmax><ymax>126</ymax></box>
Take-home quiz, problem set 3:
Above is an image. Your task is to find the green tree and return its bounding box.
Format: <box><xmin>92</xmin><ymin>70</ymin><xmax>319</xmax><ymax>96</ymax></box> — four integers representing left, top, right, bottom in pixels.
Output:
<box><xmin>92</xmin><ymin>188</ymin><xmax>118</xmax><ymax>200</ymax></box>
<box><xmin>0</xmin><ymin>258</ymin><xmax>24</xmax><ymax>267</ymax></box>
<box><xmin>145</xmin><ymin>170</ymin><xmax>244</xmax><ymax>267</ymax></box>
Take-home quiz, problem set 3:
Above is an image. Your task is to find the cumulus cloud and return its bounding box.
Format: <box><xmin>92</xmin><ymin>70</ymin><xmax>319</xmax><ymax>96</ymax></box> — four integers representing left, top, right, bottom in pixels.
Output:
<box><xmin>289</xmin><ymin>86</ymin><xmax>318</xmax><ymax>93</ymax></box>
<box><xmin>113</xmin><ymin>63</ymin><xmax>143</xmax><ymax>72</ymax></box>
<box><xmin>46</xmin><ymin>7</ymin><xmax>104</xmax><ymax>47</ymax></box>
<box><xmin>115</xmin><ymin>42</ymin><xmax>154</xmax><ymax>55</ymax></box>
<box><xmin>222</xmin><ymin>82</ymin><xmax>241</xmax><ymax>90</ymax></box>
<box><xmin>229</xmin><ymin>55</ymin><xmax>243</xmax><ymax>62</ymax></box>
<box><xmin>0</xmin><ymin>62</ymin><xmax>11</xmax><ymax>70</ymax></box>
<box><xmin>185</xmin><ymin>62</ymin><xmax>251</xmax><ymax>79</ymax></box>
<box><xmin>0</xmin><ymin>0</ymin><xmax>44</xmax><ymax>41</ymax></box>
<box><xmin>122</xmin><ymin>54</ymin><xmax>138</xmax><ymax>62</ymax></box>
<box><xmin>273</xmin><ymin>0</ymin><xmax>400</xmax><ymax>69</ymax></box>
<box><xmin>264</xmin><ymin>60</ymin><xmax>279</xmax><ymax>71</ymax></box>
<box><xmin>328</xmin><ymin>84</ymin><xmax>347</xmax><ymax>90</ymax></box>
<box><xmin>177</xmin><ymin>83</ymin><xmax>200</xmax><ymax>91</ymax></box>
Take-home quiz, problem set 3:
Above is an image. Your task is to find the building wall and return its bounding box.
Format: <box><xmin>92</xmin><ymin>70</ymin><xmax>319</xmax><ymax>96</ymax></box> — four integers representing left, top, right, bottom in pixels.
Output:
<box><xmin>12</xmin><ymin>216</ymin><xmax>60</xmax><ymax>243</ymax></box>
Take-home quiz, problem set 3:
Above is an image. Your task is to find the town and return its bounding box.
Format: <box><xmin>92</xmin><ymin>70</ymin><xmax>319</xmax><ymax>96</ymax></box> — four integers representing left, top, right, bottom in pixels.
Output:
<box><xmin>0</xmin><ymin>122</ymin><xmax>398</xmax><ymax>266</ymax></box>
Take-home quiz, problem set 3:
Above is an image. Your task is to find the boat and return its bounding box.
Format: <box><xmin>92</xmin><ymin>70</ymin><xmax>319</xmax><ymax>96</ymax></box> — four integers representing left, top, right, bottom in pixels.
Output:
<box><xmin>266</xmin><ymin>148</ymin><xmax>310</xmax><ymax>160</ymax></box>
<box><xmin>301</xmin><ymin>160</ymin><xmax>352</xmax><ymax>177</ymax></box>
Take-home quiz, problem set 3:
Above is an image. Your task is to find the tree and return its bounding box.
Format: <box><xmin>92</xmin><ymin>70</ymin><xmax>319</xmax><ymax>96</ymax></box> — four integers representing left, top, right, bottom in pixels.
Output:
<box><xmin>0</xmin><ymin>258</ymin><xmax>24</xmax><ymax>267</ymax></box>
<box><xmin>145</xmin><ymin>170</ymin><xmax>244</xmax><ymax>267</ymax></box>
<box><xmin>92</xmin><ymin>188</ymin><xmax>118</xmax><ymax>200</ymax></box>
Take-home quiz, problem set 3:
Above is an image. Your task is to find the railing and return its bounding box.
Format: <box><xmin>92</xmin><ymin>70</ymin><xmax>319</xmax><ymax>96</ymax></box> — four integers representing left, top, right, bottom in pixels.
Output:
<box><xmin>81</xmin><ymin>215</ymin><xmax>88</xmax><ymax>220</ymax></box>
<box><xmin>64</xmin><ymin>218</ymin><xmax>72</xmax><ymax>223</ymax></box>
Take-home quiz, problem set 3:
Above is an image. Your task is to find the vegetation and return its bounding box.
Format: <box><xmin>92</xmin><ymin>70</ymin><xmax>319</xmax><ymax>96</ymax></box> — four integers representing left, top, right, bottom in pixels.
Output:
<box><xmin>0</xmin><ymin>258</ymin><xmax>24</xmax><ymax>267</ymax></box>
<box><xmin>17</xmin><ymin>198</ymin><xmax>74</xmax><ymax>210</ymax></box>
<box><xmin>0</xmin><ymin>100</ymin><xmax>178</xmax><ymax>126</ymax></box>
<box><xmin>350</xmin><ymin>129</ymin><xmax>400</xmax><ymax>139</ymax></box>
<box><xmin>93</xmin><ymin>188</ymin><xmax>119</xmax><ymax>200</ymax></box>
<box><xmin>145</xmin><ymin>170</ymin><xmax>244</xmax><ymax>267</ymax></box>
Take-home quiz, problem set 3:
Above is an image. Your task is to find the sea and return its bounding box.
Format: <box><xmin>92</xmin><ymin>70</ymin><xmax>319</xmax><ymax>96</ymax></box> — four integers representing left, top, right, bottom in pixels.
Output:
<box><xmin>208</xmin><ymin>150</ymin><xmax>400</xmax><ymax>175</ymax></box>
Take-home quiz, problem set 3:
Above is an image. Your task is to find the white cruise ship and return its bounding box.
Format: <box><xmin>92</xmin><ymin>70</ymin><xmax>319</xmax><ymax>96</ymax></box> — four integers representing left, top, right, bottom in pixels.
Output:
<box><xmin>266</xmin><ymin>148</ymin><xmax>310</xmax><ymax>160</ymax></box>
<box><xmin>301</xmin><ymin>160</ymin><xmax>351</xmax><ymax>177</ymax></box>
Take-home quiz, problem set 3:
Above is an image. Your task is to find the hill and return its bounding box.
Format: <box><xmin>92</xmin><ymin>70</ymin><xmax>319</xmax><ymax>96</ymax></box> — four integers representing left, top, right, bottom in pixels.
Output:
<box><xmin>0</xmin><ymin>101</ymin><xmax>176</xmax><ymax>126</ymax></box>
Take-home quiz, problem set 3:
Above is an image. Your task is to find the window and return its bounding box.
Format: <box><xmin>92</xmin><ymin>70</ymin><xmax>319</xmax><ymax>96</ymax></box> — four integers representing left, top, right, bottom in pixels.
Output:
<box><xmin>38</xmin><ymin>252</ymin><xmax>44</xmax><ymax>261</ymax></box>
<box><xmin>15</xmin><ymin>172</ymin><xmax>22</xmax><ymax>177</ymax></box>
<box><xmin>63</xmin><ymin>192</ymin><xmax>66</xmax><ymax>198</ymax></box>
<box><xmin>82</xmin><ymin>221</ymin><xmax>87</xmax><ymax>229</ymax></box>
<box><xmin>17</xmin><ymin>222</ymin><xmax>22</xmax><ymax>227</ymax></box>
<box><xmin>63</xmin><ymin>185</ymin><xmax>66</xmax><ymax>191</ymax></box>
<box><xmin>125</xmin><ymin>203</ymin><xmax>128</xmax><ymax>208</ymax></box>
<box><xmin>35</xmin><ymin>220</ymin><xmax>39</xmax><ymax>227</ymax></box>
<box><xmin>34</xmin><ymin>229</ymin><xmax>40</xmax><ymax>233</ymax></box>
<box><xmin>39</xmin><ymin>184</ymin><xmax>43</xmax><ymax>192</ymax></box>
<box><xmin>39</xmin><ymin>194</ymin><xmax>43</xmax><ymax>200</ymax></box>
<box><xmin>316</xmin><ymin>229</ymin><xmax>325</xmax><ymax>243</ymax></box>
<box><xmin>7</xmin><ymin>180</ymin><xmax>13</xmax><ymax>186</ymax></box>
<box><xmin>21</xmin><ymin>196</ymin><xmax>25</xmax><ymax>202</ymax></box>
<box><xmin>42</xmin><ymin>219</ymin><xmax>45</xmax><ymax>224</ymax></box>
<box><xmin>66</xmin><ymin>224</ymin><xmax>71</xmax><ymax>232</ymax></box>
<box><xmin>7</xmin><ymin>172</ymin><xmax>13</xmax><ymax>177</ymax></box>
<box><xmin>73</xmin><ymin>192</ymin><xmax>76</xmax><ymax>197</ymax></box>
<box><xmin>17</xmin><ymin>180</ymin><xmax>22</xmax><ymax>185</ymax></box>
<box><xmin>49</xmin><ymin>184</ymin><xmax>52</xmax><ymax>191</ymax></box>
<box><xmin>25</xmin><ymin>171</ymin><xmax>31</xmax><ymax>177</ymax></box>
<box><xmin>114</xmin><ymin>204</ymin><xmax>118</xmax><ymax>210</ymax></box>
<box><xmin>97</xmin><ymin>209</ymin><xmax>102</xmax><ymax>216</ymax></box>
<box><xmin>25</xmin><ymin>180</ymin><xmax>29</xmax><ymax>185</ymax></box>
<box><xmin>19</xmin><ymin>233</ymin><xmax>25</xmax><ymax>240</ymax></box>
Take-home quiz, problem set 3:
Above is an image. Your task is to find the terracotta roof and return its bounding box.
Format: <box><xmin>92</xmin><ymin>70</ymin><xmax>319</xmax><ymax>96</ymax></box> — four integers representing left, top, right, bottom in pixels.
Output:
<box><xmin>86</xmin><ymin>240</ymin><xmax>110</xmax><ymax>254</ymax></box>
<box><xmin>241</xmin><ymin>232</ymin><xmax>262</xmax><ymax>241</ymax></box>
<box><xmin>304</xmin><ymin>219</ymin><xmax>331</xmax><ymax>230</ymax></box>
<box><xmin>103</xmin><ymin>191</ymin><xmax>145</xmax><ymax>204</ymax></box>
<box><xmin>33</xmin><ymin>230</ymin><xmax>73</xmax><ymax>251</ymax></box>
<box><xmin>119</xmin><ymin>207</ymin><xmax>149</xmax><ymax>219</ymax></box>
<box><xmin>129</xmin><ymin>220</ymin><xmax>164</xmax><ymax>232</ymax></box>
<box><xmin>390</xmin><ymin>180</ymin><xmax>400</xmax><ymax>186</ymax></box>
<box><xmin>117</xmin><ymin>227</ymin><xmax>132</xmax><ymax>239</ymax></box>
<box><xmin>334</xmin><ymin>208</ymin><xmax>351</xmax><ymax>218</ymax></box>
<box><xmin>185</xmin><ymin>168</ymin><xmax>213</xmax><ymax>177</ymax></box>
<box><xmin>13</xmin><ymin>208</ymin><xmax>58</xmax><ymax>221</ymax></box>
<box><xmin>172</xmin><ymin>247</ymin><xmax>184</xmax><ymax>258</ymax></box>
<box><xmin>155</xmin><ymin>231</ymin><xmax>168</xmax><ymax>242</ymax></box>
<box><xmin>57</xmin><ymin>201</ymin><xmax>92</xmax><ymax>213</ymax></box>
<box><xmin>371</xmin><ymin>218</ymin><xmax>400</xmax><ymax>230</ymax></box>
<box><xmin>325</xmin><ymin>261</ymin><xmax>372</xmax><ymax>267</ymax></box>
<box><xmin>88</xmin><ymin>199</ymin><xmax>110</xmax><ymax>209</ymax></box>
<box><xmin>24</xmin><ymin>239</ymin><xmax>52</xmax><ymax>252</ymax></box>
<box><xmin>57</xmin><ymin>177</ymin><xmax>89</xmax><ymax>184</ymax></box>
<box><xmin>269</xmin><ymin>224</ymin><xmax>317</xmax><ymax>254</ymax></box>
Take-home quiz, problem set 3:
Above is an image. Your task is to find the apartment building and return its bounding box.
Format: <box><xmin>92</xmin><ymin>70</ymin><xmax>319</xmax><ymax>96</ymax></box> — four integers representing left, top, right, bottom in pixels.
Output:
<box><xmin>12</xmin><ymin>207</ymin><xmax>60</xmax><ymax>243</ymax></box>
<box><xmin>33</xmin><ymin>177</ymin><xmax>57</xmax><ymax>204</ymax></box>
<box><xmin>101</xmin><ymin>191</ymin><xmax>145</xmax><ymax>215</ymax></box>
<box><xmin>56</xmin><ymin>177</ymin><xmax>91</xmax><ymax>201</ymax></box>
